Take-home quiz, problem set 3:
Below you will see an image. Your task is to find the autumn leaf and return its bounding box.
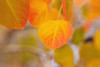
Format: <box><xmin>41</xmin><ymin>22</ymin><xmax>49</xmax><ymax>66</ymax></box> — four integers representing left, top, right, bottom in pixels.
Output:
<box><xmin>0</xmin><ymin>0</ymin><xmax>29</xmax><ymax>29</ymax></box>
<box><xmin>42</xmin><ymin>0</ymin><xmax>52</xmax><ymax>5</ymax></box>
<box><xmin>88</xmin><ymin>0</ymin><xmax>100</xmax><ymax>8</ymax></box>
<box><xmin>28</xmin><ymin>0</ymin><xmax>48</xmax><ymax>27</ymax></box>
<box><xmin>38</xmin><ymin>20</ymin><xmax>73</xmax><ymax>49</ymax></box>
<box><xmin>54</xmin><ymin>45</ymin><xmax>74</xmax><ymax>67</ymax></box>
<box><xmin>85</xmin><ymin>59</ymin><xmax>100</xmax><ymax>67</ymax></box>
<box><xmin>80</xmin><ymin>43</ymin><xmax>100</xmax><ymax>62</ymax></box>
<box><xmin>82</xmin><ymin>0</ymin><xmax>100</xmax><ymax>21</ymax></box>
<box><xmin>29</xmin><ymin>6</ymin><xmax>63</xmax><ymax>27</ymax></box>
<box><xmin>94</xmin><ymin>30</ymin><xmax>100</xmax><ymax>50</ymax></box>
<box><xmin>29</xmin><ymin>0</ymin><xmax>63</xmax><ymax>27</ymax></box>
<box><xmin>71</xmin><ymin>27</ymin><xmax>85</xmax><ymax>45</ymax></box>
<box><xmin>73</xmin><ymin>0</ymin><xmax>89</xmax><ymax>8</ymax></box>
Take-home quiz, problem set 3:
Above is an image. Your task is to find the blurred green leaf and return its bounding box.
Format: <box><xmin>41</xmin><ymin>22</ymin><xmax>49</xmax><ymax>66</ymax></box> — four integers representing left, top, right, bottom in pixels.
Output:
<box><xmin>71</xmin><ymin>27</ymin><xmax>85</xmax><ymax>45</ymax></box>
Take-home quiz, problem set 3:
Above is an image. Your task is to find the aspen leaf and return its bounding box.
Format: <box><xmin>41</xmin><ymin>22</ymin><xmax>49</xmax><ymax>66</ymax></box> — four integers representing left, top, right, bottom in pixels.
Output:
<box><xmin>42</xmin><ymin>0</ymin><xmax>52</xmax><ymax>5</ymax></box>
<box><xmin>94</xmin><ymin>30</ymin><xmax>100</xmax><ymax>50</ymax></box>
<box><xmin>0</xmin><ymin>0</ymin><xmax>29</xmax><ymax>29</ymax></box>
<box><xmin>82</xmin><ymin>0</ymin><xmax>100</xmax><ymax>21</ymax></box>
<box><xmin>54</xmin><ymin>45</ymin><xmax>74</xmax><ymax>67</ymax></box>
<box><xmin>29</xmin><ymin>0</ymin><xmax>48</xmax><ymax>27</ymax></box>
<box><xmin>85</xmin><ymin>59</ymin><xmax>100</xmax><ymax>67</ymax></box>
<box><xmin>46</xmin><ymin>8</ymin><xmax>63</xmax><ymax>21</ymax></box>
<box><xmin>73</xmin><ymin>0</ymin><xmax>89</xmax><ymax>8</ymax></box>
<box><xmin>29</xmin><ymin>3</ymin><xmax>63</xmax><ymax>27</ymax></box>
<box><xmin>80</xmin><ymin>43</ymin><xmax>100</xmax><ymax>62</ymax></box>
<box><xmin>89</xmin><ymin>0</ymin><xmax>100</xmax><ymax>8</ymax></box>
<box><xmin>38</xmin><ymin>20</ymin><xmax>73</xmax><ymax>49</ymax></box>
<box><xmin>71</xmin><ymin>27</ymin><xmax>85</xmax><ymax>45</ymax></box>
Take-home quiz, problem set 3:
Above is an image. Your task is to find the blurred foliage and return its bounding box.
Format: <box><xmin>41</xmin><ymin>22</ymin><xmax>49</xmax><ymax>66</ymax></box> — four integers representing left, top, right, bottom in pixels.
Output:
<box><xmin>19</xmin><ymin>35</ymin><xmax>37</xmax><ymax>48</ymax></box>
<box><xmin>71</xmin><ymin>27</ymin><xmax>85</xmax><ymax>45</ymax></box>
<box><xmin>0</xmin><ymin>0</ymin><xmax>100</xmax><ymax>67</ymax></box>
<box><xmin>54</xmin><ymin>44</ymin><xmax>74</xmax><ymax>67</ymax></box>
<box><xmin>80</xmin><ymin>42</ymin><xmax>100</xmax><ymax>62</ymax></box>
<box><xmin>20</xmin><ymin>51</ymin><xmax>39</xmax><ymax>64</ymax></box>
<box><xmin>94</xmin><ymin>30</ymin><xmax>100</xmax><ymax>50</ymax></box>
<box><xmin>85</xmin><ymin>59</ymin><xmax>100</xmax><ymax>67</ymax></box>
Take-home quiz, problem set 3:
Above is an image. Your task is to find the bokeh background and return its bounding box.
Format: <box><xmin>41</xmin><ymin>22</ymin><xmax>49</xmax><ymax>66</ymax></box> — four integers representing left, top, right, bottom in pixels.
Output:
<box><xmin>0</xmin><ymin>0</ymin><xmax>100</xmax><ymax>67</ymax></box>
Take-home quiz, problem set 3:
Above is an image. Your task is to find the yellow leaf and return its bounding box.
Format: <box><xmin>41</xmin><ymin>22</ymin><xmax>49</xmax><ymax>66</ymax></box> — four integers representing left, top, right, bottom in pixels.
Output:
<box><xmin>85</xmin><ymin>59</ymin><xmax>100</xmax><ymax>67</ymax></box>
<box><xmin>80</xmin><ymin>43</ymin><xmax>100</xmax><ymax>62</ymax></box>
<box><xmin>38</xmin><ymin>20</ymin><xmax>73</xmax><ymax>49</ymax></box>
<box><xmin>54</xmin><ymin>45</ymin><xmax>74</xmax><ymax>67</ymax></box>
<box><xmin>0</xmin><ymin>0</ymin><xmax>29</xmax><ymax>29</ymax></box>
<box><xmin>94</xmin><ymin>30</ymin><xmax>100</xmax><ymax>50</ymax></box>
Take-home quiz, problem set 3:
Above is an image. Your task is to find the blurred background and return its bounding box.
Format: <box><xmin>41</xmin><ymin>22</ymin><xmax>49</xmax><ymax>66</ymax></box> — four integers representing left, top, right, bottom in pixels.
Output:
<box><xmin>0</xmin><ymin>0</ymin><xmax>100</xmax><ymax>67</ymax></box>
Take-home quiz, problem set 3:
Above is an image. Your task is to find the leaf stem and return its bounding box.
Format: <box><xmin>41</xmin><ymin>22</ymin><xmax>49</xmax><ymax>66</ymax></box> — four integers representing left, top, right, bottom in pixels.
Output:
<box><xmin>62</xmin><ymin>0</ymin><xmax>67</xmax><ymax>19</ymax></box>
<box><xmin>57</xmin><ymin>4</ymin><xmax>62</xmax><ymax>19</ymax></box>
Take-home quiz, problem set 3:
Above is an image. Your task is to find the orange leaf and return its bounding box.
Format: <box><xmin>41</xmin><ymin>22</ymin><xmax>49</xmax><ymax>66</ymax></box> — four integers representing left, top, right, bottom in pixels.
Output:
<box><xmin>28</xmin><ymin>0</ymin><xmax>48</xmax><ymax>27</ymax></box>
<box><xmin>42</xmin><ymin>0</ymin><xmax>52</xmax><ymax>5</ymax></box>
<box><xmin>38</xmin><ymin>20</ymin><xmax>73</xmax><ymax>49</ymax></box>
<box><xmin>0</xmin><ymin>0</ymin><xmax>29</xmax><ymax>29</ymax></box>
<box><xmin>85</xmin><ymin>59</ymin><xmax>100</xmax><ymax>67</ymax></box>
<box><xmin>29</xmin><ymin>1</ymin><xmax>63</xmax><ymax>27</ymax></box>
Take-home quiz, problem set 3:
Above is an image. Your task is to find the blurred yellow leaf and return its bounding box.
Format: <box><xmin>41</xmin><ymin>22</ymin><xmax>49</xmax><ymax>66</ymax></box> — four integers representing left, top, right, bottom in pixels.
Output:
<box><xmin>80</xmin><ymin>43</ymin><xmax>100</xmax><ymax>62</ymax></box>
<box><xmin>0</xmin><ymin>0</ymin><xmax>29</xmax><ymax>29</ymax></box>
<box><xmin>85</xmin><ymin>59</ymin><xmax>100</xmax><ymax>67</ymax></box>
<box><xmin>38</xmin><ymin>20</ymin><xmax>73</xmax><ymax>49</ymax></box>
<box><xmin>94</xmin><ymin>30</ymin><xmax>100</xmax><ymax>50</ymax></box>
<box><xmin>54</xmin><ymin>45</ymin><xmax>74</xmax><ymax>67</ymax></box>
